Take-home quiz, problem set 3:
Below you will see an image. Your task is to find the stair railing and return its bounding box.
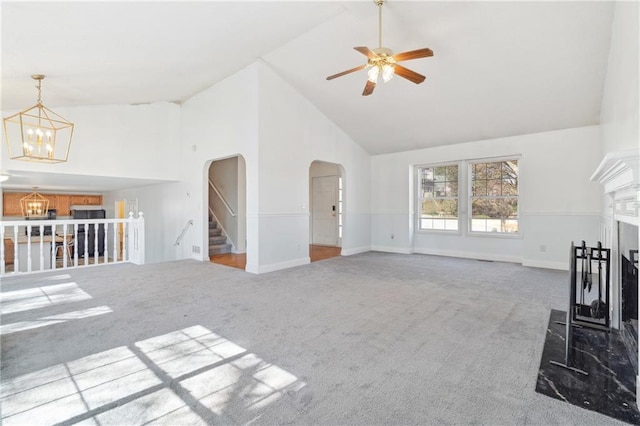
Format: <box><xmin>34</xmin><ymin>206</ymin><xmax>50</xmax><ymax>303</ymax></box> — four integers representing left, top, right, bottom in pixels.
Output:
<box><xmin>208</xmin><ymin>207</ymin><xmax>234</xmax><ymax>252</ymax></box>
<box><xmin>174</xmin><ymin>219</ymin><xmax>193</xmax><ymax>246</ymax></box>
<box><xmin>209</xmin><ymin>179</ymin><xmax>236</xmax><ymax>217</ymax></box>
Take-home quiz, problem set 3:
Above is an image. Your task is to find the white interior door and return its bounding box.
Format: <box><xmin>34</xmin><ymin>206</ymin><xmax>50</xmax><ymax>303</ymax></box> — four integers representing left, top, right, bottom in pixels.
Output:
<box><xmin>312</xmin><ymin>176</ymin><xmax>338</xmax><ymax>246</ymax></box>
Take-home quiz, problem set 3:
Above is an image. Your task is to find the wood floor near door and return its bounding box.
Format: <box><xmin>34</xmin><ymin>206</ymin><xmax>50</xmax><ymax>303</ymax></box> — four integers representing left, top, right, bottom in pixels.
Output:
<box><xmin>210</xmin><ymin>245</ymin><xmax>341</xmax><ymax>270</ymax></box>
<box><xmin>210</xmin><ymin>253</ymin><xmax>246</xmax><ymax>270</ymax></box>
<box><xmin>310</xmin><ymin>245</ymin><xmax>341</xmax><ymax>262</ymax></box>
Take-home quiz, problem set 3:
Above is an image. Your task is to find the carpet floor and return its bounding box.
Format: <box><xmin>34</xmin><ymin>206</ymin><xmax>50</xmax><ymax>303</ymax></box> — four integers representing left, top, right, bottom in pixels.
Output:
<box><xmin>0</xmin><ymin>252</ymin><xmax>630</xmax><ymax>425</ymax></box>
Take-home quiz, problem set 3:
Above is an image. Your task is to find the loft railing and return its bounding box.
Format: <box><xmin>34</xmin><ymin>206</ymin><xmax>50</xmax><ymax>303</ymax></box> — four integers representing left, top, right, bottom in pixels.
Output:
<box><xmin>0</xmin><ymin>212</ymin><xmax>145</xmax><ymax>276</ymax></box>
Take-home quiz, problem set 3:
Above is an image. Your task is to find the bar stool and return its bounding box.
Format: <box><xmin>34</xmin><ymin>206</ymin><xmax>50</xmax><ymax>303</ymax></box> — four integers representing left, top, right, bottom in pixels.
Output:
<box><xmin>54</xmin><ymin>237</ymin><xmax>74</xmax><ymax>265</ymax></box>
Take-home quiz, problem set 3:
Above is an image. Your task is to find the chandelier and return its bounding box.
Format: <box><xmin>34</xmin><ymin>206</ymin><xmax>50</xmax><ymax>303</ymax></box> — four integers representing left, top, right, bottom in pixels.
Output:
<box><xmin>20</xmin><ymin>187</ymin><xmax>49</xmax><ymax>218</ymax></box>
<box><xmin>3</xmin><ymin>75</ymin><xmax>74</xmax><ymax>163</ymax></box>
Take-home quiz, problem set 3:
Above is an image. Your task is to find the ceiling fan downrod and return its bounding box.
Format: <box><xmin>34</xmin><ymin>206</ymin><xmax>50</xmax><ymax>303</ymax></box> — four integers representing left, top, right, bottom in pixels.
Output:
<box><xmin>376</xmin><ymin>0</ymin><xmax>384</xmax><ymax>49</ymax></box>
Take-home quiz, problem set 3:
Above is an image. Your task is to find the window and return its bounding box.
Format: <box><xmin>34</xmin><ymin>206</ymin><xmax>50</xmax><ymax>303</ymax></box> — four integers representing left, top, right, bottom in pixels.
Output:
<box><xmin>470</xmin><ymin>159</ymin><xmax>519</xmax><ymax>233</ymax></box>
<box><xmin>417</xmin><ymin>164</ymin><xmax>459</xmax><ymax>231</ymax></box>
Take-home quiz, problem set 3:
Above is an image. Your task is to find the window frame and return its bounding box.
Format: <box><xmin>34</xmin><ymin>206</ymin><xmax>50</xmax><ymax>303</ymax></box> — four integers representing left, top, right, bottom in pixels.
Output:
<box><xmin>467</xmin><ymin>156</ymin><xmax>521</xmax><ymax>238</ymax></box>
<box><xmin>415</xmin><ymin>162</ymin><xmax>462</xmax><ymax>235</ymax></box>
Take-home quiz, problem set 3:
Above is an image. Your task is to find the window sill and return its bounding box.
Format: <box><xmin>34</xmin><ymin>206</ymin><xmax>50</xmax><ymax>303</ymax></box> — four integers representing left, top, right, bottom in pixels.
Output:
<box><xmin>467</xmin><ymin>231</ymin><xmax>521</xmax><ymax>239</ymax></box>
<box><xmin>415</xmin><ymin>229</ymin><xmax>462</xmax><ymax>236</ymax></box>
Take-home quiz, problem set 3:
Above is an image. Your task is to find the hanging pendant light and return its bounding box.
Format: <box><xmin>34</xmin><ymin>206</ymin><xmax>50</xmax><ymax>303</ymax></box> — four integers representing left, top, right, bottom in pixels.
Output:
<box><xmin>20</xmin><ymin>187</ymin><xmax>49</xmax><ymax>218</ymax></box>
<box><xmin>3</xmin><ymin>75</ymin><xmax>74</xmax><ymax>163</ymax></box>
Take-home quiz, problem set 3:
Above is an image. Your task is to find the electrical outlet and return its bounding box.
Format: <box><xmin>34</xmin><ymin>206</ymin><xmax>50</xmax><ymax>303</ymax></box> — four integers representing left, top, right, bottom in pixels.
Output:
<box><xmin>192</xmin><ymin>245</ymin><xmax>200</xmax><ymax>254</ymax></box>
<box><xmin>391</xmin><ymin>234</ymin><xmax>395</xmax><ymax>239</ymax></box>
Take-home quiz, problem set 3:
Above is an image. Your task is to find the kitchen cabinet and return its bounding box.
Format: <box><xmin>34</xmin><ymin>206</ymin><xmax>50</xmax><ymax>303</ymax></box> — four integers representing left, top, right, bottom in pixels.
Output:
<box><xmin>2</xmin><ymin>192</ymin><xmax>103</xmax><ymax>217</ymax></box>
<box><xmin>70</xmin><ymin>195</ymin><xmax>102</xmax><ymax>206</ymax></box>
<box><xmin>2</xmin><ymin>193</ymin><xmax>23</xmax><ymax>216</ymax></box>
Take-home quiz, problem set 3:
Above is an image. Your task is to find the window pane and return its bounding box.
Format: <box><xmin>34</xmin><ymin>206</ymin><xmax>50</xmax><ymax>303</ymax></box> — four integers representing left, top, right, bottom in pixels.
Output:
<box><xmin>503</xmin><ymin>160</ymin><xmax>518</xmax><ymax>177</ymax></box>
<box><xmin>473</xmin><ymin>163</ymin><xmax>487</xmax><ymax>180</ymax></box>
<box><xmin>487</xmin><ymin>179</ymin><xmax>502</xmax><ymax>196</ymax></box>
<box><xmin>472</xmin><ymin>180</ymin><xmax>486</xmax><ymax>196</ymax></box>
<box><xmin>502</xmin><ymin>219</ymin><xmax>518</xmax><ymax>233</ymax></box>
<box><xmin>503</xmin><ymin>179</ymin><xmax>518</xmax><ymax>195</ymax></box>
<box><xmin>421</xmin><ymin>199</ymin><xmax>458</xmax><ymax>218</ymax></box>
<box><xmin>472</xmin><ymin>198</ymin><xmax>518</xmax><ymax>219</ymax></box>
<box><xmin>420</xmin><ymin>218</ymin><xmax>433</xmax><ymax>229</ymax></box>
<box><xmin>487</xmin><ymin>162</ymin><xmax>502</xmax><ymax>179</ymax></box>
<box><xmin>448</xmin><ymin>182</ymin><xmax>458</xmax><ymax>197</ymax></box>
<box><xmin>444</xmin><ymin>219</ymin><xmax>459</xmax><ymax>231</ymax></box>
<box><xmin>421</xmin><ymin>199</ymin><xmax>440</xmax><ymax>217</ymax></box>
<box><xmin>446</xmin><ymin>166</ymin><xmax>458</xmax><ymax>181</ymax></box>
<box><xmin>418</xmin><ymin>164</ymin><xmax>459</xmax><ymax>232</ymax></box>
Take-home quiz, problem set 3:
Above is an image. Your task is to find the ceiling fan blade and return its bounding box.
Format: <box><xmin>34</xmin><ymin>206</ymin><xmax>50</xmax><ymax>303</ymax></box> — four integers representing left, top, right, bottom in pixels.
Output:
<box><xmin>393</xmin><ymin>48</ymin><xmax>434</xmax><ymax>62</ymax></box>
<box><xmin>354</xmin><ymin>46</ymin><xmax>377</xmax><ymax>59</ymax></box>
<box><xmin>362</xmin><ymin>80</ymin><xmax>376</xmax><ymax>96</ymax></box>
<box><xmin>326</xmin><ymin>64</ymin><xmax>367</xmax><ymax>80</ymax></box>
<box><xmin>394</xmin><ymin>65</ymin><xmax>426</xmax><ymax>84</ymax></box>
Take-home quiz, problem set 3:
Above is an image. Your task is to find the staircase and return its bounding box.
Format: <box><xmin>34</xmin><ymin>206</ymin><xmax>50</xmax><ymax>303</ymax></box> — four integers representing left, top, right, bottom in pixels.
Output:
<box><xmin>209</xmin><ymin>217</ymin><xmax>232</xmax><ymax>256</ymax></box>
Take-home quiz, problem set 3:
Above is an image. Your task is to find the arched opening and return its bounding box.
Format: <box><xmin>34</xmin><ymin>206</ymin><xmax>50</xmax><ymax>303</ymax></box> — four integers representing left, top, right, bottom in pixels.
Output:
<box><xmin>309</xmin><ymin>160</ymin><xmax>344</xmax><ymax>262</ymax></box>
<box><xmin>207</xmin><ymin>154</ymin><xmax>247</xmax><ymax>270</ymax></box>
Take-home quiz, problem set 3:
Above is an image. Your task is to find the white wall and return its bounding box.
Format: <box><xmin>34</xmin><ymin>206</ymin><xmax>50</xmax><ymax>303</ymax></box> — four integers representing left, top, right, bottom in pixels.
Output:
<box><xmin>111</xmin><ymin>61</ymin><xmax>369</xmax><ymax>273</ymax></box>
<box><xmin>104</xmin><ymin>181</ymin><xmax>193</xmax><ymax>264</ymax></box>
<box><xmin>254</xmin><ymin>62</ymin><xmax>371</xmax><ymax>273</ymax></box>
<box><xmin>371</xmin><ymin>126</ymin><xmax>603</xmax><ymax>269</ymax></box>
<box><xmin>600</xmin><ymin>0</ymin><xmax>639</xmax><ymax>155</ymax></box>
<box><xmin>1</xmin><ymin>102</ymin><xmax>181</xmax><ymax>181</ymax></box>
<box><xmin>180</xmin><ymin>64</ymin><xmax>261</xmax><ymax>267</ymax></box>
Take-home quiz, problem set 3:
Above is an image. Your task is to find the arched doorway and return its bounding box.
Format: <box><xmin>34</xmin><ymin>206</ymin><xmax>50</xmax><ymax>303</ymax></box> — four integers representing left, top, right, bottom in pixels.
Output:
<box><xmin>309</xmin><ymin>161</ymin><xmax>344</xmax><ymax>262</ymax></box>
<box><xmin>207</xmin><ymin>155</ymin><xmax>247</xmax><ymax>269</ymax></box>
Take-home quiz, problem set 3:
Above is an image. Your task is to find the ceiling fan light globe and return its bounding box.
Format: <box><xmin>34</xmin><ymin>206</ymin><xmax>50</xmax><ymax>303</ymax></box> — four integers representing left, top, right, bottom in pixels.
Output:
<box><xmin>367</xmin><ymin>66</ymin><xmax>380</xmax><ymax>83</ymax></box>
<box><xmin>382</xmin><ymin>64</ymin><xmax>395</xmax><ymax>82</ymax></box>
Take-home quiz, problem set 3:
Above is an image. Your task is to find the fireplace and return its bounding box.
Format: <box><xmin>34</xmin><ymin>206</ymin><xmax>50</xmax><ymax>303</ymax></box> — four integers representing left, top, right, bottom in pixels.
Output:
<box><xmin>620</xmin><ymin>221</ymin><xmax>639</xmax><ymax>374</ymax></box>
<box><xmin>591</xmin><ymin>150</ymin><xmax>639</xmax><ymax>405</ymax></box>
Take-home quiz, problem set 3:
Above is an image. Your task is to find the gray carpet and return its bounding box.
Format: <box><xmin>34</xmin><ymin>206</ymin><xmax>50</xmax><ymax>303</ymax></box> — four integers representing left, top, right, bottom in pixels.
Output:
<box><xmin>0</xmin><ymin>252</ymin><xmax>628</xmax><ymax>425</ymax></box>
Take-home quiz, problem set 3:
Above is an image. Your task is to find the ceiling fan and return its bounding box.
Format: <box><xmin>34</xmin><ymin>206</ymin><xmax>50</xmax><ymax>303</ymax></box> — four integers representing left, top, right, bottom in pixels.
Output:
<box><xmin>326</xmin><ymin>0</ymin><xmax>434</xmax><ymax>96</ymax></box>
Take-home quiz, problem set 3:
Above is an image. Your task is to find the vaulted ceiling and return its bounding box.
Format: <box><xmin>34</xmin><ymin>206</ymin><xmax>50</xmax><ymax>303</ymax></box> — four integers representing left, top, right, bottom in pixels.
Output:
<box><xmin>2</xmin><ymin>1</ymin><xmax>614</xmax><ymax>160</ymax></box>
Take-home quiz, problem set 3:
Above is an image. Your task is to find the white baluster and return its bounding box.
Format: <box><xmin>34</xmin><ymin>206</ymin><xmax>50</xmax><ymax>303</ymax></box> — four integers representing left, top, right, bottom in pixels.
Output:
<box><xmin>26</xmin><ymin>225</ymin><xmax>32</xmax><ymax>272</ymax></box>
<box><xmin>13</xmin><ymin>226</ymin><xmax>19</xmax><ymax>272</ymax></box>
<box><xmin>39</xmin><ymin>224</ymin><xmax>44</xmax><ymax>271</ymax></box>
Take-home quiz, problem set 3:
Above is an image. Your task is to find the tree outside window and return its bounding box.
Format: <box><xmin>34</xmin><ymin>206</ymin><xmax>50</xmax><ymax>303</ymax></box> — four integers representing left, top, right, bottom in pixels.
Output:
<box><xmin>470</xmin><ymin>160</ymin><xmax>518</xmax><ymax>233</ymax></box>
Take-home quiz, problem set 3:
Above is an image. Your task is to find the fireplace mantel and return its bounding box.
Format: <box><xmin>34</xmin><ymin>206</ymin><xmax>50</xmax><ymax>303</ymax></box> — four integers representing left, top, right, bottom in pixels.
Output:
<box><xmin>591</xmin><ymin>150</ymin><xmax>640</xmax><ymax>224</ymax></box>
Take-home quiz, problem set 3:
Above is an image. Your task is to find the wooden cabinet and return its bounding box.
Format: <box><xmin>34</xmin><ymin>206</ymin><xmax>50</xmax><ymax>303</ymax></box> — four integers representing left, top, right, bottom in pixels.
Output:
<box><xmin>2</xmin><ymin>193</ymin><xmax>23</xmax><ymax>216</ymax></box>
<box><xmin>70</xmin><ymin>195</ymin><xmax>102</xmax><ymax>206</ymax></box>
<box><xmin>2</xmin><ymin>192</ymin><xmax>102</xmax><ymax>217</ymax></box>
<box><xmin>56</xmin><ymin>196</ymin><xmax>72</xmax><ymax>216</ymax></box>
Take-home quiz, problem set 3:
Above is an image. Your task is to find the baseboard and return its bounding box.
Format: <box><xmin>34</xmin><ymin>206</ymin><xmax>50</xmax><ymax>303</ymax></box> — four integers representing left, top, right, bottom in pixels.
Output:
<box><xmin>231</xmin><ymin>249</ymin><xmax>246</xmax><ymax>254</ymax></box>
<box><xmin>249</xmin><ymin>257</ymin><xmax>311</xmax><ymax>274</ymax></box>
<box><xmin>521</xmin><ymin>259</ymin><xmax>567</xmax><ymax>271</ymax></box>
<box><xmin>341</xmin><ymin>246</ymin><xmax>370</xmax><ymax>256</ymax></box>
<box><xmin>412</xmin><ymin>247</ymin><xmax>521</xmax><ymax>264</ymax></box>
<box><xmin>371</xmin><ymin>245</ymin><xmax>414</xmax><ymax>254</ymax></box>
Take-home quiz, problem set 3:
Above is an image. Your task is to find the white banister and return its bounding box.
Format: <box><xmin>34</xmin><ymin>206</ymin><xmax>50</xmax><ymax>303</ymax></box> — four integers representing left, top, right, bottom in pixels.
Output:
<box><xmin>0</xmin><ymin>213</ymin><xmax>145</xmax><ymax>276</ymax></box>
<box><xmin>209</xmin><ymin>179</ymin><xmax>236</xmax><ymax>217</ymax></box>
